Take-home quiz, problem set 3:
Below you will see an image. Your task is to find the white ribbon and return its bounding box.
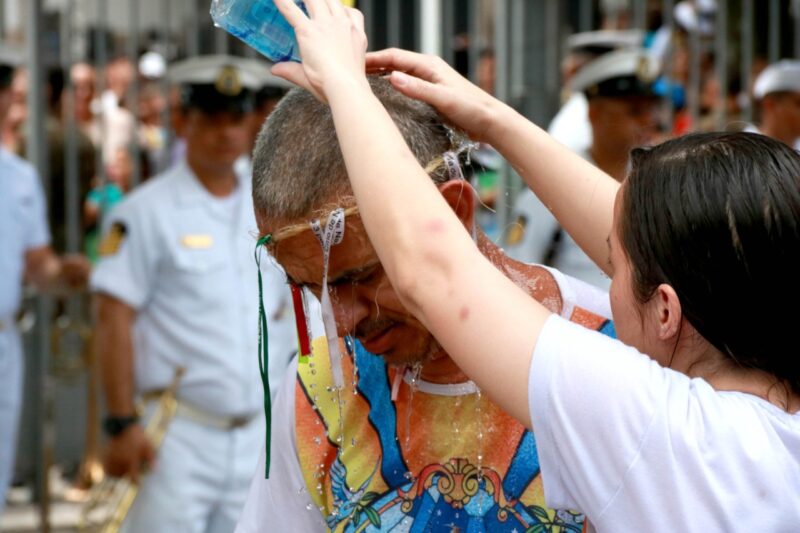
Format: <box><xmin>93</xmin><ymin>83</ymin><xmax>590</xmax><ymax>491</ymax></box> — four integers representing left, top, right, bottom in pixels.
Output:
<box><xmin>311</xmin><ymin>208</ymin><xmax>346</xmax><ymax>389</ymax></box>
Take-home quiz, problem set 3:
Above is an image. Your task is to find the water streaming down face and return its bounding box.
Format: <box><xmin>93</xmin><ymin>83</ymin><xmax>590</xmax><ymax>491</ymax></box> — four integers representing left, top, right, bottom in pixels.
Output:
<box><xmin>270</xmin><ymin>215</ymin><xmax>445</xmax><ymax>367</ymax></box>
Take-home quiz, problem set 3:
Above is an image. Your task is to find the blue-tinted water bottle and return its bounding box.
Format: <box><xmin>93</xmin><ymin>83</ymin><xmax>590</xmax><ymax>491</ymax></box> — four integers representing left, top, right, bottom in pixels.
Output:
<box><xmin>211</xmin><ymin>0</ymin><xmax>308</xmax><ymax>63</ymax></box>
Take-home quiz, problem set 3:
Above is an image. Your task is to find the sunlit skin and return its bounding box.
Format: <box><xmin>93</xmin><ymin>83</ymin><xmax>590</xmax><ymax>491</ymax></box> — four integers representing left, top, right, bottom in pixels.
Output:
<box><xmin>258</xmin><ymin>181</ymin><xmax>564</xmax><ymax>384</ymax></box>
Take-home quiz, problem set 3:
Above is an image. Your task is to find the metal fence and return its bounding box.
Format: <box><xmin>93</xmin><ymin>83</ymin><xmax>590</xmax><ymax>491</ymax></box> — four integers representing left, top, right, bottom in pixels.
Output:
<box><xmin>4</xmin><ymin>0</ymin><xmax>800</xmax><ymax>530</ymax></box>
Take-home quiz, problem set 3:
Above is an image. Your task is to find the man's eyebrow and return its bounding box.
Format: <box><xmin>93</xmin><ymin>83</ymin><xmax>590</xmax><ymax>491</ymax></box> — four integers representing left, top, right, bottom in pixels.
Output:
<box><xmin>327</xmin><ymin>262</ymin><xmax>381</xmax><ymax>285</ymax></box>
<box><xmin>286</xmin><ymin>262</ymin><xmax>381</xmax><ymax>288</ymax></box>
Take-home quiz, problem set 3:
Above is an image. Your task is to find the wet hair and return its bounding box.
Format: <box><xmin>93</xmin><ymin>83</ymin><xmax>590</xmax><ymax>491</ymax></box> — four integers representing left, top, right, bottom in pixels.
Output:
<box><xmin>252</xmin><ymin>76</ymin><xmax>452</xmax><ymax>220</ymax></box>
<box><xmin>620</xmin><ymin>132</ymin><xmax>800</xmax><ymax>394</ymax></box>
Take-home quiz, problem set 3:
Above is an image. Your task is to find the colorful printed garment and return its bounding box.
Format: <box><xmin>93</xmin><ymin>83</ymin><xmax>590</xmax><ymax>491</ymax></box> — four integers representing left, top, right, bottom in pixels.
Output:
<box><xmin>295</xmin><ymin>311</ymin><xmax>616</xmax><ymax>532</ymax></box>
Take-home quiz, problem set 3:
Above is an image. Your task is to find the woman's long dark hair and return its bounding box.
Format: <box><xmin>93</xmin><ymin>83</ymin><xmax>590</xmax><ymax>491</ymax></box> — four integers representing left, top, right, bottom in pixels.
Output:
<box><xmin>621</xmin><ymin>132</ymin><xmax>800</xmax><ymax>395</ymax></box>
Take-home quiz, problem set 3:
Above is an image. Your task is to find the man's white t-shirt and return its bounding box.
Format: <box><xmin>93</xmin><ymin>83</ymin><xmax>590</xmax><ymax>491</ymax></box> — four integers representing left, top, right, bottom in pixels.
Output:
<box><xmin>529</xmin><ymin>315</ymin><xmax>800</xmax><ymax>532</ymax></box>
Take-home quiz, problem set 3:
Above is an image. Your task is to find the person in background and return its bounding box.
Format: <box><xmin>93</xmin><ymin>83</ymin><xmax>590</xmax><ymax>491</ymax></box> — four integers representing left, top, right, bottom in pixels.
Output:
<box><xmin>750</xmin><ymin>60</ymin><xmax>800</xmax><ymax>149</ymax></box>
<box><xmin>0</xmin><ymin>43</ymin><xmax>90</xmax><ymax>518</ymax></box>
<box><xmin>506</xmin><ymin>48</ymin><xmax>662</xmax><ymax>290</ymax></box>
<box><xmin>91</xmin><ymin>55</ymin><xmax>298</xmax><ymax>533</ymax></box>
<box><xmin>548</xmin><ymin>29</ymin><xmax>644</xmax><ymax>156</ymax></box>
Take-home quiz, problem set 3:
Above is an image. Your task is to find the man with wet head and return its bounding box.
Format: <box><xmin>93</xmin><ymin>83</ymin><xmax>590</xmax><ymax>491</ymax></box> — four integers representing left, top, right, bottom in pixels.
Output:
<box><xmin>236</xmin><ymin>77</ymin><xmax>615</xmax><ymax>532</ymax></box>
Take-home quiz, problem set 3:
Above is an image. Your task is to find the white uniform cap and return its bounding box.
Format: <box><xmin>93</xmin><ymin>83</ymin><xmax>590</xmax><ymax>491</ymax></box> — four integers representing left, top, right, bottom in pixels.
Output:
<box><xmin>566</xmin><ymin>30</ymin><xmax>645</xmax><ymax>55</ymax></box>
<box><xmin>238</xmin><ymin>57</ymin><xmax>293</xmax><ymax>91</ymax></box>
<box><xmin>169</xmin><ymin>54</ymin><xmax>269</xmax><ymax>91</ymax></box>
<box><xmin>753</xmin><ymin>60</ymin><xmax>800</xmax><ymax>99</ymax></box>
<box><xmin>675</xmin><ymin>0</ymin><xmax>717</xmax><ymax>35</ymax></box>
<box><xmin>571</xmin><ymin>48</ymin><xmax>661</xmax><ymax>97</ymax></box>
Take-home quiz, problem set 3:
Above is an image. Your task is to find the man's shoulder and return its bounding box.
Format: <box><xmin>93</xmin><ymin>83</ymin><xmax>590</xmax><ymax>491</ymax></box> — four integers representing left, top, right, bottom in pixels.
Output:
<box><xmin>112</xmin><ymin>166</ymin><xmax>182</xmax><ymax>218</ymax></box>
<box><xmin>0</xmin><ymin>150</ymin><xmax>39</xmax><ymax>186</ymax></box>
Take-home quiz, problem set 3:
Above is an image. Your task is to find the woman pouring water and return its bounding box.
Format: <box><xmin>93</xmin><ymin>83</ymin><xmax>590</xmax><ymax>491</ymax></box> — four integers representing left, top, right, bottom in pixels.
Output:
<box><xmin>270</xmin><ymin>0</ymin><xmax>800</xmax><ymax>530</ymax></box>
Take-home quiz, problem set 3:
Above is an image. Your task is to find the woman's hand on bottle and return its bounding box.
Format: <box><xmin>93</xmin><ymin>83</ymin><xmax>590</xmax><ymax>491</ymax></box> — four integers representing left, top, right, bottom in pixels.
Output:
<box><xmin>272</xmin><ymin>0</ymin><xmax>369</xmax><ymax>102</ymax></box>
<box><xmin>366</xmin><ymin>48</ymin><xmax>507</xmax><ymax>143</ymax></box>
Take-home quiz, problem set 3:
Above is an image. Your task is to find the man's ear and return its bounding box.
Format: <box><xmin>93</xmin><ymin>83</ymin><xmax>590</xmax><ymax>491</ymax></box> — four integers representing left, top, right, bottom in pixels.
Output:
<box><xmin>438</xmin><ymin>180</ymin><xmax>476</xmax><ymax>232</ymax></box>
<box><xmin>653</xmin><ymin>283</ymin><xmax>682</xmax><ymax>341</ymax></box>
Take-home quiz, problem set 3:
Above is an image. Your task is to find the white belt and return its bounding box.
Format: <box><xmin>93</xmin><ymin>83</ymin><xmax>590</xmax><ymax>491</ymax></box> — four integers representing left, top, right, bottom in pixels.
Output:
<box><xmin>142</xmin><ymin>392</ymin><xmax>258</xmax><ymax>431</ymax></box>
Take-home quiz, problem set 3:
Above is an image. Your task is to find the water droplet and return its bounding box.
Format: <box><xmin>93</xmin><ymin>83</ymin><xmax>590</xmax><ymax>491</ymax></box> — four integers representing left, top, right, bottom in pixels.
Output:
<box><xmin>313</xmin><ymin>436</ymin><xmax>322</xmax><ymax>445</ymax></box>
<box><xmin>297</xmin><ymin>486</ymin><xmax>307</xmax><ymax>494</ymax></box>
<box><xmin>404</xmin><ymin>471</ymin><xmax>414</xmax><ymax>480</ymax></box>
<box><xmin>326</xmin><ymin>386</ymin><xmax>333</xmax><ymax>392</ymax></box>
<box><xmin>336</xmin><ymin>435</ymin><xmax>343</xmax><ymax>443</ymax></box>
<box><xmin>311</xmin><ymin>369</ymin><xmax>317</xmax><ymax>375</ymax></box>
<box><xmin>477</xmin><ymin>454</ymin><xmax>483</xmax><ymax>462</ymax></box>
<box><xmin>306</xmin><ymin>503</ymin><xmax>314</xmax><ymax>511</ymax></box>
<box><xmin>351</xmin><ymin>438</ymin><xmax>357</xmax><ymax>447</ymax></box>
<box><xmin>316</xmin><ymin>483</ymin><xmax>323</xmax><ymax>490</ymax></box>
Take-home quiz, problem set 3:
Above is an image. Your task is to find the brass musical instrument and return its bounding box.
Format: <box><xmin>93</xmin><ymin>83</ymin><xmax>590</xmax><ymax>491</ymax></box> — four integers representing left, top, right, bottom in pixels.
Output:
<box><xmin>78</xmin><ymin>368</ymin><xmax>185</xmax><ymax>532</ymax></box>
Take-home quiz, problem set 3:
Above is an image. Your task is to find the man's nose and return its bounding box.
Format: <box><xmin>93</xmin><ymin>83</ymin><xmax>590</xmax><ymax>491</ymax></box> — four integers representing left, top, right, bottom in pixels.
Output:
<box><xmin>330</xmin><ymin>285</ymin><xmax>371</xmax><ymax>338</ymax></box>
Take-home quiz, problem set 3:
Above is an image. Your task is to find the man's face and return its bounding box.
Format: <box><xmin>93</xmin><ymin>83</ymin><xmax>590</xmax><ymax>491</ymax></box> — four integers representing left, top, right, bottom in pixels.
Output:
<box><xmin>770</xmin><ymin>92</ymin><xmax>800</xmax><ymax>139</ymax></box>
<box><xmin>265</xmin><ymin>214</ymin><xmax>442</xmax><ymax>367</ymax></box>
<box><xmin>183</xmin><ymin>108</ymin><xmax>251</xmax><ymax>170</ymax></box>
<box><xmin>590</xmin><ymin>95</ymin><xmax>661</xmax><ymax>152</ymax></box>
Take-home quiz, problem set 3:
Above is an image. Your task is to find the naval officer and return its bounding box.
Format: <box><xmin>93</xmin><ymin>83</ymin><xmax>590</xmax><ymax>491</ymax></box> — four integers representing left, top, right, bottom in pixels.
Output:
<box><xmin>91</xmin><ymin>55</ymin><xmax>297</xmax><ymax>533</ymax></box>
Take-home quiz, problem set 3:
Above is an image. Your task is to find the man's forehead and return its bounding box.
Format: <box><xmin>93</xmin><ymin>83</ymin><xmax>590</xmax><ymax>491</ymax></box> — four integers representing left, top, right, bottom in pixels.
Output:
<box><xmin>261</xmin><ymin>203</ymin><xmax>358</xmax><ymax>240</ymax></box>
<box><xmin>269</xmin><ymin>210</ymin><xmax>375</xmax><ymax>277</ymax></box>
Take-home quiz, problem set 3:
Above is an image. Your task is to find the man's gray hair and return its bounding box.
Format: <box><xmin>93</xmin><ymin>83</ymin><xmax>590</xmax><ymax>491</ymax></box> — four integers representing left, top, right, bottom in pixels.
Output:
<box><xmin>252</xmin><ymin>76</ymin><xmax>453</xmax><ymax>221</ymax></box>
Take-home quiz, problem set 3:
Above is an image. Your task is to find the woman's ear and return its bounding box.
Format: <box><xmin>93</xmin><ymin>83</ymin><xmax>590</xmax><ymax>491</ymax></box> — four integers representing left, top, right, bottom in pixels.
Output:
<box><xmin>654</xmin><ymin>283</ymin><xmax>682</xmax><ymax>341</ymax></box>
<box><xmin>437</xmin><ymin>180</ymin><xmax>477</xmax><ymax>232</ymax></box>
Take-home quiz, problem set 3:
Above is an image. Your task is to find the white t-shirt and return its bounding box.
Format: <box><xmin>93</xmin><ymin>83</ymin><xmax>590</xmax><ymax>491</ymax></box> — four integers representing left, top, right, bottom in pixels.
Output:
<box><xmin>529</xmin><ymin>315</ymin><xmax>800</xmax><ymax>532</ymax></box>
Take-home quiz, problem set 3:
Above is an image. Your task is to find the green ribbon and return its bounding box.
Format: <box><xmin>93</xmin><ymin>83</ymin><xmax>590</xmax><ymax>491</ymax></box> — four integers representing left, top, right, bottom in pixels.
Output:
<box><xmin>255</xmin><ymin>235</ymin><xmax>273</xmax><ymax>478</ymax></box>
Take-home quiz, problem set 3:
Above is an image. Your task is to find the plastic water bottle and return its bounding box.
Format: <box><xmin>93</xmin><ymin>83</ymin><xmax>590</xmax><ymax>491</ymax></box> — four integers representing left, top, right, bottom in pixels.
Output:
<box><xmin>211</xmin><ymin>0</ymin><xmax>308</xmax><ymax>63</ymax></box>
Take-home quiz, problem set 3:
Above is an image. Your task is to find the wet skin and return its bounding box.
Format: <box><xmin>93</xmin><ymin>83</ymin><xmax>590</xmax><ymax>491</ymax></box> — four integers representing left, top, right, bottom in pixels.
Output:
<box><xmin>259</xmin><ymin>184</ymin><xmax>564</xmax><ymax>384</ymax></box>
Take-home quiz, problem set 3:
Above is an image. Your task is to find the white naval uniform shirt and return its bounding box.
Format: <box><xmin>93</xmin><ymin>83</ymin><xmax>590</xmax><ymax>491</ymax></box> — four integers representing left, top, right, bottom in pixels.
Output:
<box><xmin>0</xmin><ymin>148</ymin><xmax>50</xmax><ymax>516</ymax></box>
<box><xmin>90</xmin><ymin>159</ymin><xmax>296</xmax><ymax>417</ymax></box>
<box><xmin>548</xmin><ymin>92</ymin><xmax>592</xmax><ymax>155</ymax></box>
<box><xmin>0</xmin><ymin>148</ymin><xmax>50</xmax><ymax>318</ymax></box>
<box><xmin>504</xmin><ymin>149</ymin><xmax>611</xmax><ymax>291</ymax></box>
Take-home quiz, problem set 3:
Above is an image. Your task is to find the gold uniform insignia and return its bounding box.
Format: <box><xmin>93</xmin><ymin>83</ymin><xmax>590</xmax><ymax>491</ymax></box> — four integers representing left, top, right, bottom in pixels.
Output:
<box><xmin>180</xmin><ymin>234</ymin><xmax>214</xmax><ymax>249</ymax></box>
<box><xmin>99</xmin><ymin>222</ymin><xmax>127</xmax><ymax>256</ymax></box>
<box><xmin>505</xmin><ymin>215</ymin><xmax>528</xmax><ymax>246</ymax></box>
<box><xmin>636</xmin><ymin>55</ymin><xmax>656</xmax><ymax>83</ymax></box>
<box><xmin>215</xmin><ymin>66</ymin><xmax>242</xmax><ymax>97</ymax></box>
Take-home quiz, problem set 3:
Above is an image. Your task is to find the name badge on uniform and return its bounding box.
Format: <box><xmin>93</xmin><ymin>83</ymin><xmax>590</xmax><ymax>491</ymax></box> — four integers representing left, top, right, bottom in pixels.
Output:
<box><xmin>180</xmin><ymin>234</ymin><xmax>214</xmax><ymax>249</ymax></box>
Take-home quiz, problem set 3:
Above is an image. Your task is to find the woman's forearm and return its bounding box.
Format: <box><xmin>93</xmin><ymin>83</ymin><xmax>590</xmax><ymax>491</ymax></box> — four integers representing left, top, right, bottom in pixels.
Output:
<box><xmin>324</xmin><ymin>76</ymin><xmax>552</xmax><ymax>425</ymax></box>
